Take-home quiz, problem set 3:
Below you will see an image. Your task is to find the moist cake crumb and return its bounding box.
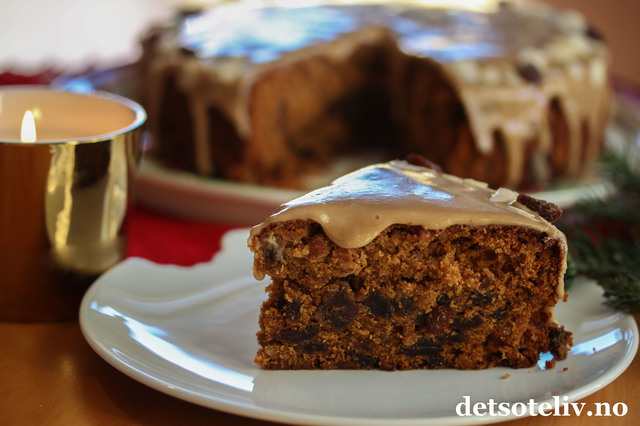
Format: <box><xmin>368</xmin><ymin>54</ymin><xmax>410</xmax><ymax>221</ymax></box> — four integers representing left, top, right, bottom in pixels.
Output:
<box><xmin>249</xmin><ymin>156</ymin><xmax>572</xmax><ymax>370</ymax></box>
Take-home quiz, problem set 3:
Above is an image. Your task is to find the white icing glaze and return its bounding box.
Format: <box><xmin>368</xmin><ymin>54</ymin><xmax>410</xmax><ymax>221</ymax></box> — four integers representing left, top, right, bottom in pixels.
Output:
<box><xmin>250</xmin><ymin>160</ymin><xmax>565</xmax><ymax>247</ymax></box>
<box><xmin>250</xmin><ymin>159</ymin><xmax>568</xmax><ymax>299</ymax></box>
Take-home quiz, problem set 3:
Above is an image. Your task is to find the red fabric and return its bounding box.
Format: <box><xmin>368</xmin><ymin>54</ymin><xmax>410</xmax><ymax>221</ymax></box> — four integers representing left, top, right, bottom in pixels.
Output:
<box><xmin>125</xmin><ymin>206</ymin><xmax>242</xmax><ymax>266</ymax></box>
<box><xmin>0</xmin><ymin>70</ymin><xmax>60</xmax><ymax>86</ymax></box>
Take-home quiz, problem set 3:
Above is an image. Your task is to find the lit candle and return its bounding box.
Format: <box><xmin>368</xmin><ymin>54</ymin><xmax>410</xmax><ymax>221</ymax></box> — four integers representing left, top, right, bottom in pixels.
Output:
<box><xmin>0</xmin><ymin>87</ymin><xmax>143</xmax><ymax>142</ymax></box>
<box><xmin>21</xmin><ymin>110</ymin><xmax>36</xmax><ymax>142</ymax></box>
<box><xmin>0</xmin><ymin>86</ymin><xmax>146</xmax><ymax>321</ymax></box>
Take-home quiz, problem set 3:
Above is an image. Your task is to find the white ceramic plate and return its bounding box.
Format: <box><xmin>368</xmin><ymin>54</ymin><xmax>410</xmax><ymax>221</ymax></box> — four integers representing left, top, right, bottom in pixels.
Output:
<box><xmin>80</xmin><ymin>229</ymin><xmax>638</xmax><ymax>425</ymax></box>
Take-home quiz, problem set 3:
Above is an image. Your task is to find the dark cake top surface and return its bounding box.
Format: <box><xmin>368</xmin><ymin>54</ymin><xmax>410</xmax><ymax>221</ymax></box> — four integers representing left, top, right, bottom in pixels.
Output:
<box><xmin>250</xmin><ymin>160</ymin><xmax>565</xmax><ymax>249</ymax></box>
<box><xmin>179</xmin><ymin>0</ymin><xmax>586</xmax><ymax>64</ymax></box>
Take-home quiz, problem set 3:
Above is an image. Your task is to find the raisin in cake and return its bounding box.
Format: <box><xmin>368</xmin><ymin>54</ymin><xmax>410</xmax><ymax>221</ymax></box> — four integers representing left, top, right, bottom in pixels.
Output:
<box><xmin>248</xmin><ymin>155</ymin><xmax>572</xmax><ymax>370</ymax></box>
<box><xmin>141</xmin><ymin>0</ymin><xmax>611</xmax><ymax>190</ymax></box>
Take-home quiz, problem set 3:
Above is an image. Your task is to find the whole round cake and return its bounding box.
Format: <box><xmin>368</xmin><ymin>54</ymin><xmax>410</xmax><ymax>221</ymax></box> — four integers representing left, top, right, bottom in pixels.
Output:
<box><xmin>140</xmin><ymin>0</ymin><xmax>611</xmax><ymax>190</ymax></box>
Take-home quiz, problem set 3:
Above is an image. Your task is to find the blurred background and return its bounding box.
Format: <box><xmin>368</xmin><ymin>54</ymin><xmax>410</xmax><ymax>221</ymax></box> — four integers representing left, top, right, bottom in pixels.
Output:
<box><xmin>0</xmin><ymin>0</ymin><xmax>639</xmax><ymax>86</ymax></box>
<box><xmin>541</xmin><ymin>0</ymin><xmax>640</xmax><ymax>87</ymax></box>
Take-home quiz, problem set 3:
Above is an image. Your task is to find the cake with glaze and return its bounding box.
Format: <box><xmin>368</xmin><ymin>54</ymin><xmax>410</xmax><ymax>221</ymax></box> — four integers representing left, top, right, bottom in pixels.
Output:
<box><xmin>141</xmin><ymin>0</ymin><xmax>611</xmax><ymax>190</ymax></box>
<box><xmin>249</xmin><ymin>154</ymin><xmax>572</xmax><ymax>370</ymax></box>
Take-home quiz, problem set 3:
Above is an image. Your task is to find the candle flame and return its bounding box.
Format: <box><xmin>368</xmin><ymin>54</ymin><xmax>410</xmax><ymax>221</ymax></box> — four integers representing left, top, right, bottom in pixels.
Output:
<box><xmin>21</xmin><ymin>110</ymin><xmax>37</xmax><ymax>142</ymax></box>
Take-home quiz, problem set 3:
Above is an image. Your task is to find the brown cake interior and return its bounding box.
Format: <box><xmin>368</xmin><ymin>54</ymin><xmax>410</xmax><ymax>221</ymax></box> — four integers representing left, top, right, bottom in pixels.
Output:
<box><xmin>229</xmin><ymin>39</ymin><xmax>401</xmax><ymax>186</ymax></box>
<box><xmin>251</xmin><ymin>219</ymin><xmax>572</xmax><ymax>370</ymax></box>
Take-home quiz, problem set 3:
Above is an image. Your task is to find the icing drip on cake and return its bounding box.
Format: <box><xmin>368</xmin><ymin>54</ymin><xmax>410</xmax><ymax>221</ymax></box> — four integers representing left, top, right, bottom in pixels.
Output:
<box><xmin>250</xmin><ymin>160</ymin><xmax>565</xmax><ymax>247</ymax></box>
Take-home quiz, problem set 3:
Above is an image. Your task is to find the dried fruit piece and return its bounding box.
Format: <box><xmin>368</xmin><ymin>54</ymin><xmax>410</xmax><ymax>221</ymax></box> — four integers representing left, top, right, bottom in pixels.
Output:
<box><xmin>402</xmin><ymin>338</ymin><xmax>443</xmax><ymax>356</ymax></box>
<box><xmin>517</xmin><ymin>63</ymin><xmax>542</xmax><ymax>84</ymax></box>
<box><xmin>364</xmin><ymin>292</ymin><xmax>394</xmax><ymax>317</ymax></box>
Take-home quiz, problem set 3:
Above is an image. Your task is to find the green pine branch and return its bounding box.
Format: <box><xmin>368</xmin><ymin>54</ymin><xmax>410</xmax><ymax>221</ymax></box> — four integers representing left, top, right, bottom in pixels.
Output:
<box><xmin>565</xmin><ymin>228</ymin><xmax>640</xmax><ymax>314</ymax></box>
<box><xmin>560</xmin><ymin>148</ymin><xmax>640</xmax><ymax>314</ymax></box>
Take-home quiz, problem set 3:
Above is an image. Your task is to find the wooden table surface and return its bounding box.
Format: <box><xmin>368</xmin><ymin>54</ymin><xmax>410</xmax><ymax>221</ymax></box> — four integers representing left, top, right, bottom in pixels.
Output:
<box><xmin>1</xmin><ymin>316</ymin><xmax>637</xmax><ymax>425</ymax></box>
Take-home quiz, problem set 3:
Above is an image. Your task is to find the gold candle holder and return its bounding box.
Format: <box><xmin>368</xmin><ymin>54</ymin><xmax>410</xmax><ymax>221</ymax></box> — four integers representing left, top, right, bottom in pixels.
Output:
<box><xmin>0</xmin><ymin>86</ymin><xmax>146</xmax><ymax>321</ymax></box>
